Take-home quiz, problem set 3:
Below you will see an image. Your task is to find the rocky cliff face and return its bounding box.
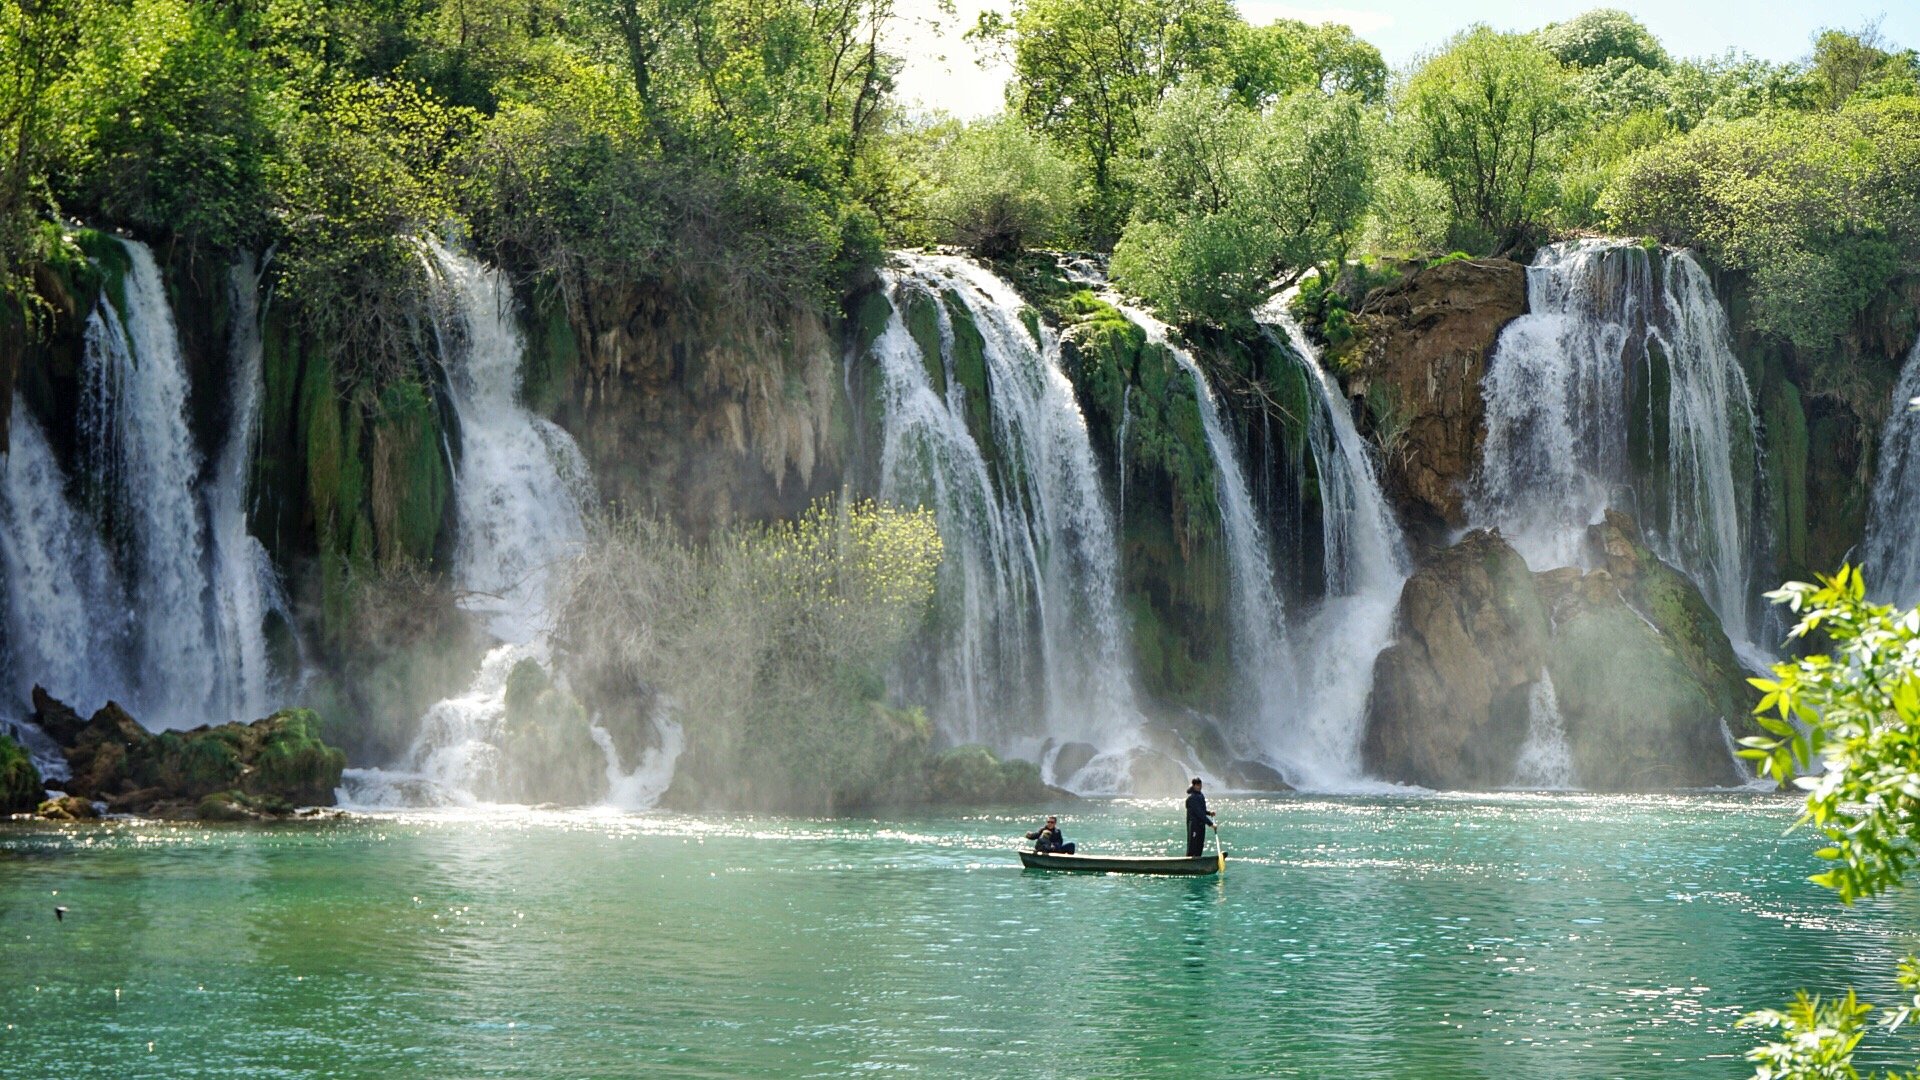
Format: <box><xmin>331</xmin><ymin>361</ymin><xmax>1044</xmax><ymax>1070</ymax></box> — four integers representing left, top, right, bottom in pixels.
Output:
<box><xmin>1362</xmin><ymin>530</ymin><xmax>1547</xmax><ymax>787</ymax></box>
<box><xmin>558</xmin><ymin>279</ymin><xmax>846</xmax><ymax>534</ymax></box>
<box><xmin>1363</xmin><ymin>514</ymin><xmax>1750</xmax><ymax>791</ymax></box>
<box><xmin>1343</xmin><ymin>258</ymin><xmax>1529</xmax><ymax>544</ymax></box>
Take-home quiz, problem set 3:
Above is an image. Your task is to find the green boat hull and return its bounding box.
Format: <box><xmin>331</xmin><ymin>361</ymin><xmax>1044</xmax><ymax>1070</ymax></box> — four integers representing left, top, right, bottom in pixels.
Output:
<box><xmin>1017</xmin><ymin>849</ymin><xmax>1224</xmax><ymax>875</ymax></box>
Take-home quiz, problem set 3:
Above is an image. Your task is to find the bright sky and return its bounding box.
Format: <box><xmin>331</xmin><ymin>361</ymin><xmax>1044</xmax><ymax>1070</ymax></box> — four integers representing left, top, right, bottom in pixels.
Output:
<box><xmin>889</xmin><ymin>0</ymin><xmax>1920</xmax><ymax>117</ymax></box>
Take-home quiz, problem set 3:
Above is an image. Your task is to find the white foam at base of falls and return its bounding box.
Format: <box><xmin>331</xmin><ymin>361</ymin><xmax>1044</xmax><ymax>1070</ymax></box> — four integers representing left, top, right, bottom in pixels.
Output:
<box><xmin>348</xmin><ymin>244</ymin><xmax>678</xmax><ymax>811</ymax></box>
<box><xmin>1511</xmin><ymin>672</ymin><xmax>1576</xmax><ymax>789</ymax></box>
<box><xmin>1866</xmin><ymin>337</ymin><xmax>1920</xmax><ymax>606</ymax></box>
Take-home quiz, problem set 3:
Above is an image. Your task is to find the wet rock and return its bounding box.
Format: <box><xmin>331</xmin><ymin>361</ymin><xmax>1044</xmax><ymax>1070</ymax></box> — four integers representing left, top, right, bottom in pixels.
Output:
<box><xmin>1048</xmin><ymin>742</ymin><xmax>1099</xmax><ymax>784</ymax></box>
<box><xmin>926</xmin><ymin>745</ymin><xmax>1056</xmax><ymax>805</ymax></box>
<box><xmin>36</xmin><ymin>795</ymin><xmax>97</xmax><ymax>821</ymax></box>
<box><xmin>29</xmin><ymin>686</ymin><xmax>87</xmax><ymax>745</ymax></box>
<box><xmin>1541</xmin><ymin>512</ymin><xmax>1749</xmax><ymax>789</ymax></box>
<box><xmin>30</xmin><ymin>693</ymin><xmax>347</xmax><ymax>815</ymax></box>
<box><xmin>197</xmin><ymin>790</ymin><xmax>293</xmax><ymax>822</ymax></box>
<box><xmin>1362</xmin><ymin>530</ymin><xmax>1548</xmax><ymax>788</ymax></box>
<box><xmin>1345</xmin><ymin>258</ymin><xmax>1529</xmax><ymax>543</ymax></box>
<box><xmin>494</xmin><ymin>659</ymin><xmax>604</xmax><ymax>805</ymax></box>
<box><xmin>1224</xmin><ymin>760</ymin><xmax>1293</xmax><ymax>792</ymax></box>
<box><xmin>1124</xmin><ymin>749</ymin><xmax>1194</xmax><ymax>796</ymax></box>
<box><xmin>1361</xmin><ymin>514</ymin><xmax>1752</xmax><ymax>791</ymax></box>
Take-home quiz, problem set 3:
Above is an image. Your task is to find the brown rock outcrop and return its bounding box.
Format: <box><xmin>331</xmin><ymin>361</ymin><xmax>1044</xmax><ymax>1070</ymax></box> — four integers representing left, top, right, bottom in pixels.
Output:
<box><xmin>1362</xmin><ymin>516</ymin><xmax>1752</xmax><ymax>791</ymax></box>
<box><xmin>29</xmin><ymin>693</ymin><xmax>347</xmax><ymax>816</ymax></box>
<box><xmin>1346</xmin><ymin>258</ymin><xmax>1528</xmax><ymax>542</ymax></box>
<box><xmin>1362</xmin><ymin>530</ymin><xmax>1548</xmax><ymax>787</ymax></box>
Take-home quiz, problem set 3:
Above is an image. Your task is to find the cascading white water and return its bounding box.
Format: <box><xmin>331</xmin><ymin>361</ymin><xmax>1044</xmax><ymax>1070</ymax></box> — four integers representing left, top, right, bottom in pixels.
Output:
<box><xmin>1263</xmin><ymin>306</ymin><xmax>1412</xmax><ymax>785</ymax></box>
<box><xmin>1511</xmin><ymin>671</ymin><xmax>1575</xmax><ymax>789</ymax></box>
<box><xmin>1114</xmin><ymin>305</ymin><xmax>1301</xmax><ymax>749</ymax></box>
<box><xmin>0</xmin><ymin>402</ymin><xmax>130</xmax><ymax>732</ymax></box>
<box><xmin>872</xmin><ymin>254</ymin><xmax>1141</xmax><ymax>784</ymax></box>
<box><xmin>1866</xmin><ymin>337</ymin><xmax>1920</xmax><ymax>606</ymax></box>
<box><xmin>428</xmin><ymin>239</ymin><xmax>593</xmax><ymax>645</ymax></box>
<box><xmin>79</xmin><ymin>242</ymin><xmax>221</xmax><ymax>726</ymax></box>
<box><xmin>1471</xmin><ymin>240</ymin><xmax>1769</xmax><ymax>656</ymax></box>
<box><xmin>1</xmin><ymin>239</ymin><xmax>289</xmax><ymax>740</ymax></box>
<box><xmin>208</xmin><ymin>256</ymin><xmax>293</xmax><ymax>721</ymax></box>
<box><xmin>345</xmin><ymin>244</ymin><xmax>682</xmax><ymax>809</ymax></box>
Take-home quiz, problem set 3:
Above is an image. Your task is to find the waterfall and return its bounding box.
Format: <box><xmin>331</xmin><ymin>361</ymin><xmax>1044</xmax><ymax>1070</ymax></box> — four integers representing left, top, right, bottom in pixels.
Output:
<box><xmin>1511</xmin><ymin>672</ymin><xmax>1575</xmax><ymax>789</ymax></box>
<box><xmin>1866</xmin><ymin>337</ymin><xmax>1920</xmax><ymax>606</ymax></box>
<box><xmin>0</xmin><ymin>239</ymin><xmax>289</xmax><ymax>738</ymax></box>
<box><xmin>1264</xmin><ymin>305</ymin><xmax>1412</xmax><ymax>785</ymax></box>
<box><xmin>208</xmin><ymin>256</ymin><xmax>293</xmax><ymax>721</ymax></box>
<box><xmin>79</xmin><ymin>241</ymin><xmax>222</xmax><ymax>726</ymax></box>
<box><xmin>870</xmin><ymin>253</ymin><xmax>1141</xmax><ymax>785</ymax></box>
<box><xmin>1113</xmin><ymin>305</ymin><xmax>1301</xmax><ymax>749</ymax></box>
<box><xmin>344</xmin><ymin>243</ymin><xmax>682</xmax><ymax>809</ymax></box>
<box><xmin>0</xmin><ymin>402</ymin><xmax>129</xmax><ymax>732</ymax></box>
<box><xmin>428</xmin><ymin>239</ymin><xmax>593</xmax><ymax>644</ymax></box>
<box><xmin>1470</xmin><ymin>240</ymin><xmax>1770</xmax><ymax>656</ymax></box>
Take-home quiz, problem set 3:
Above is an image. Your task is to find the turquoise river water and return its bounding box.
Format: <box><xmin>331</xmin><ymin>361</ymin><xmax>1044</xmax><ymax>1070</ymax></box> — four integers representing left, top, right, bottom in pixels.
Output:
<box><xmin>4</xmin><ymin>793</ymin><xmax>1919</xmax><ymax>1078</ymax></box>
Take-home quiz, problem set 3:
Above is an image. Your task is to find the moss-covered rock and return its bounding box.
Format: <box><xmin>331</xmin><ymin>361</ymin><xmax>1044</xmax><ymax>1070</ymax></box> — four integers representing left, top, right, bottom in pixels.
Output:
<box><xmin>197</xmin><ymin>789</ymin><xmax>293</xmax><ymax>821</ymax></box>
<box><xmin>494</xmin><ymin>658</ymin><xmax>606</xmax><ymax>805</ymax></box>
<box><xmin>0</xmin><ymin>733</ymin><xmax>44</xmax><ymax>814</ymax></box>
<box><xmin>926</xmin><ymin>744</ymin><xmax>1055</xmax><ymax>804</ymax></box>
<box><xmin>36</xmin><ymin>795</ymin><xmax>97</xmax><ymax>821</ymax></box>
<box><xmin>1363</xmin><ymin>516</ymin><xmax>1754</xmax><ymax>791</ymax></box>
<box><xmin>33</xmin><ymin>693</ymin><xmax>347</xmax><ymax>814</ymax></box>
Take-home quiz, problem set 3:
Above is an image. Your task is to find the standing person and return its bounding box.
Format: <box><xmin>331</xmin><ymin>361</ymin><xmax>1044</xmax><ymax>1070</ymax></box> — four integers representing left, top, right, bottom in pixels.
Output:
<box><xmin>1185</xmin><ymin>778</ymin><xmax>1215</xmax><ymax>857</ymax></box>
<box><xmin>1025</xmin><ymin>815</ymin><xmax>1075</xmax><ymax>854</ymax></box>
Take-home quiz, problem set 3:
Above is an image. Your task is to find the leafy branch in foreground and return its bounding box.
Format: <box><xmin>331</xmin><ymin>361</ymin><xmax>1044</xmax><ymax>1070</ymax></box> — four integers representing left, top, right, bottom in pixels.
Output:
<box><xmin>1739</xmin><ymin>566</ymin><xmax>1920</xmax><ymax>1078</ymax></box>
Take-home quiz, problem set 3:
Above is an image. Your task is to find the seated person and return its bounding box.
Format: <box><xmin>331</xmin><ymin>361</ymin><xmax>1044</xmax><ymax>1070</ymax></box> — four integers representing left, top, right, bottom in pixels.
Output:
<box><xmin>1024</xmin><ymin>815</ymin><xmax>1076</xmax><ymax>854</ymax></box>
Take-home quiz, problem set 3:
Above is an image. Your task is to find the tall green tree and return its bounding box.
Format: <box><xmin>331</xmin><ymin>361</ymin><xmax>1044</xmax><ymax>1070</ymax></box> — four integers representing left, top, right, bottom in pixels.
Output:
<box><xmin>0</xmin><ymin>0</ymin><xmax>96</xmax><ymax>305</ymax></box>
<box><xmin>1225</xmin><ymin>17</ymin><xmax>1385</xmax><ymax>106</ymax></box>
<box><xmin>977</xmin><ymin>0</ymin><xmax>1240</xmax><ymax>245</ymax></box>
<box><xmin>1112</xmin><ymin>84</ymin><xmax>1369</xmax><ymax>326</ymax></box>
<box><xmin>1401</xmin><ymin>26</ymin><xmax>1574</xmax><ymax>253</ymax></box>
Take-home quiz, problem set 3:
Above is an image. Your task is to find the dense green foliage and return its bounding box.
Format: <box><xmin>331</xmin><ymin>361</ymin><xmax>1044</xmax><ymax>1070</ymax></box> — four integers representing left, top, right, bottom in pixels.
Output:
<box><xmin>956</xmin><ymin>1</ymin><xmax>1920</xmax><ymax>346</ymax></box>
<box><xmin>6</xmin><ymin>0</ymin><xmax>1916</xmax><ymax>354</ymax></box>
<box><xmin>1739</xmin><ymin>568</ymin><xmax>1920</xmax><ymax>1077</ymax></box>
<box><xmin>6</xmin><ymin>0</ymin><xmax>899</xmax><ymax>368</ymax></box>
<box><xmin>0</xmin><ymin>732</ymin><xmax>42</xmax><ymax>813</ymax></box>
<box><xmin>1109</xmin><ymin>84</ymin><xmax>1369</xmax><ymax>326</ymax></box>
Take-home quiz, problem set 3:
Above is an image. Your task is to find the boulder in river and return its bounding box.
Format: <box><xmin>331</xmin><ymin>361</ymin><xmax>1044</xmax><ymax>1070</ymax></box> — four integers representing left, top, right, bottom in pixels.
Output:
<box><xmin>36</xmin><ymin>795</ymin><xmax>98</xmax><ymax>821</ymax></box>
<box><xmin>29</xmin><ymin>691</ymin><xmax>347</xmax><ymax>817</ymax></box>
<box><xmin>1362</xmin><ymin>530</ymin><xmax>1548</xmax><ymax>788</ymax></box>
<box><xmin>1361</xmin><ymin>516</ymin><xmax>1753</xmax><ymax>791</ymax></box>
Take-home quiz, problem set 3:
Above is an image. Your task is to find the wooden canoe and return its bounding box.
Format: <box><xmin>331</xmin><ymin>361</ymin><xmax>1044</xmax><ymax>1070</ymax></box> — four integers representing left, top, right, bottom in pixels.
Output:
<box><xmin>1017</xmin><ymin>849</ymin><xmax>1224</xmax><ymax>875</ymax></box>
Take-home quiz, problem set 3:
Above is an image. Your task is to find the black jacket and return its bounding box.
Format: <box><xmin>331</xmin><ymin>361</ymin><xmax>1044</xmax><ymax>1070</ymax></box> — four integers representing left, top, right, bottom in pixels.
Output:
<box><xmin>1026</xmin><ymin>825</ymin><xmax>1068</xmax><ymax>852</ymax></box>
<box><xmin>1186</xmin><ymin>789</ymin><xmax>1213</xmax><ymax>830</ymax></box>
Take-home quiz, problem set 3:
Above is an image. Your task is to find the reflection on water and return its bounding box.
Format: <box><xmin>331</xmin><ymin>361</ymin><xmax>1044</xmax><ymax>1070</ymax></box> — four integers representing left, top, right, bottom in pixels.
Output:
<box><xmin>3</xmin><ymin>794</ymin><xmax>1918</xmax><ymax>1077</ymax></box>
